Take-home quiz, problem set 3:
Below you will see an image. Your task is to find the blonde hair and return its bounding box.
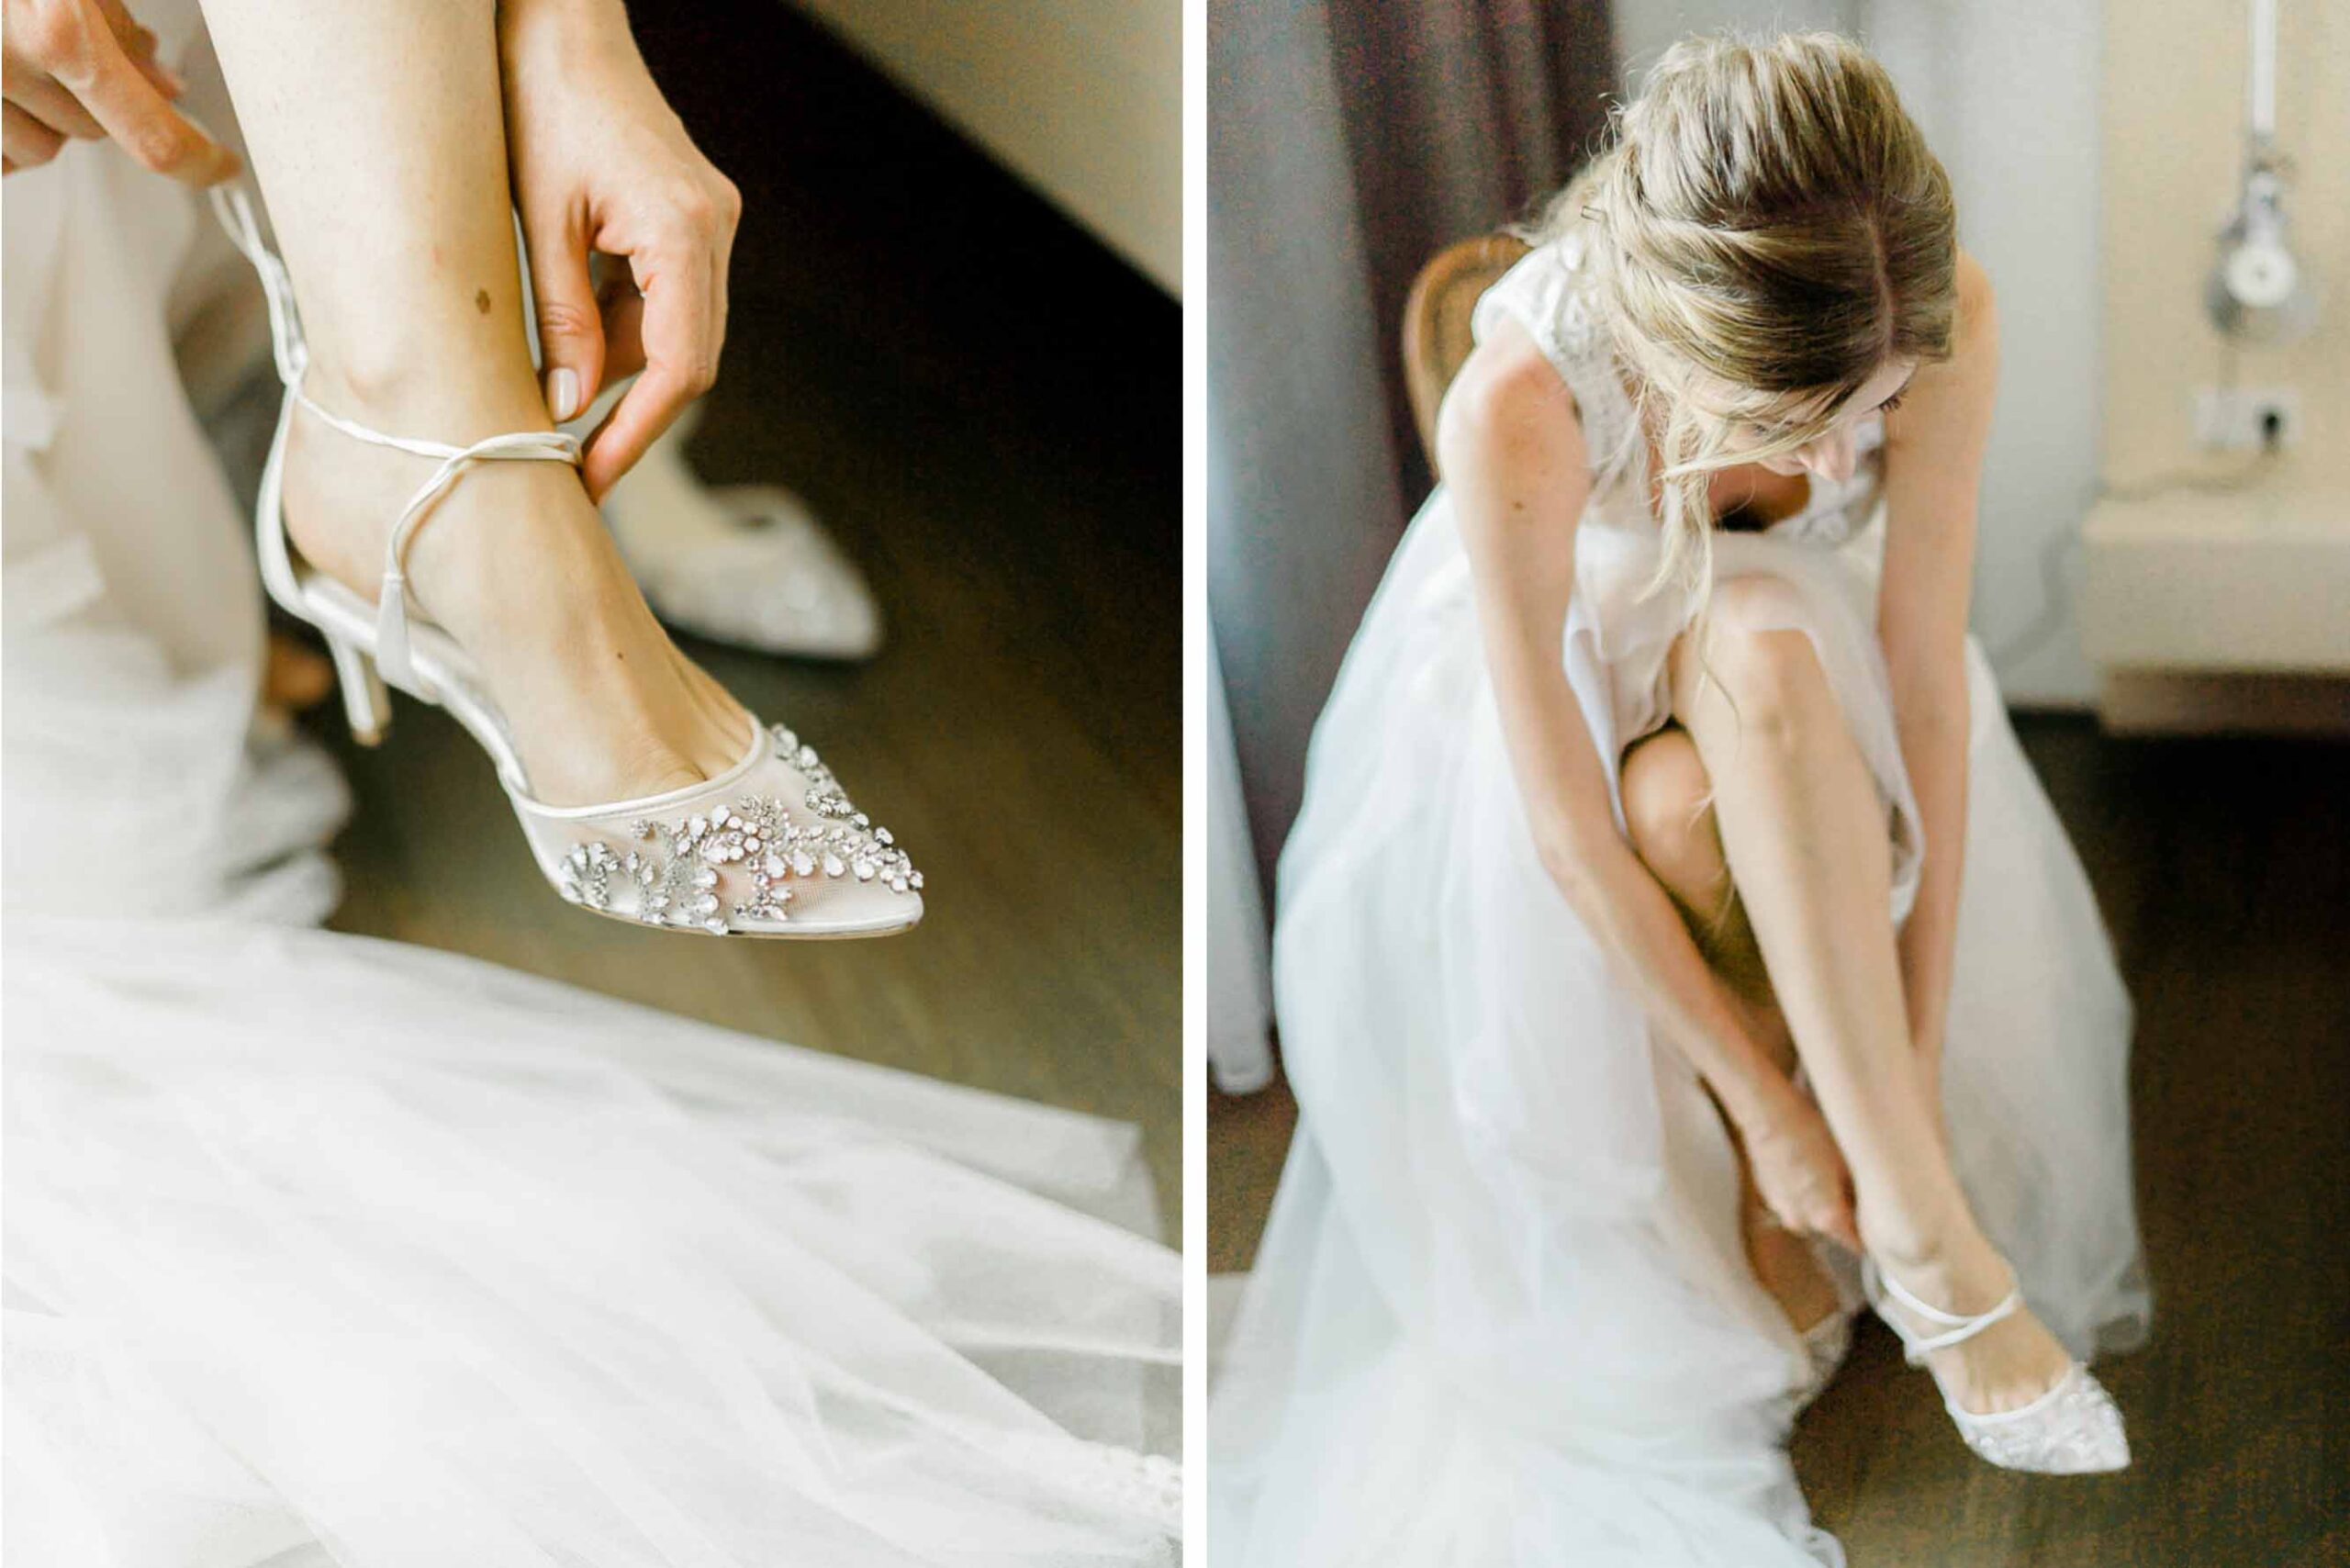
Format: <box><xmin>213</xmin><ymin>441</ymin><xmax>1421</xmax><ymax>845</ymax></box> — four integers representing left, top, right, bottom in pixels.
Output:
<box><xmin>1531</xmin><ymin>32</ymin><xmax>1957</xmax><ymax>603</ymax></box>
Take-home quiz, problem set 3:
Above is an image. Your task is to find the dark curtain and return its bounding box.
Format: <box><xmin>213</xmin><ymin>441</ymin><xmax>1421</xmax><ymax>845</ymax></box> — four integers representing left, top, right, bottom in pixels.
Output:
<box><xmin>1333</xmin><ymin>3</ymin><xmax>1617</xmax><ymax>508</ymax></box>
<box><xmin>1209</xmin><ymin>0</ymin><xmax>1617</xmax><ymax>904</ymax></box>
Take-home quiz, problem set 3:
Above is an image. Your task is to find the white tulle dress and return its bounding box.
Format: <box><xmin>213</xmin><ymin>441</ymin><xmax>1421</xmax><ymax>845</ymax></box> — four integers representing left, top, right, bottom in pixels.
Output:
<box><xmin>2</xmin><ymin>93</ymin><xmax>1179</xmax><ymax>1568</ymax></box>
<box><xmin>1209</xmin><ymin>235</ymin><xmax>2148</xmax><ymax>1565</ymax></box>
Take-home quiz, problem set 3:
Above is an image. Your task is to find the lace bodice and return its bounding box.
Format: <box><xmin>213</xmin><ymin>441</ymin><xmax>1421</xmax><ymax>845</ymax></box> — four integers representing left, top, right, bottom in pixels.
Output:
<box><xmin>1469</xmin><ymin>234</ymin><xmax>1886</xmax><ymax>551</ymax></box>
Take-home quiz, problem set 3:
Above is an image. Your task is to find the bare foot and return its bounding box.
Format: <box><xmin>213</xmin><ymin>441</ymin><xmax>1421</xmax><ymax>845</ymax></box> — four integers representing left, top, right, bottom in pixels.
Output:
<box><xmin>279</xmin><ymin>399</ymin><xmax>751</xmax><ymax>807</ymax></box>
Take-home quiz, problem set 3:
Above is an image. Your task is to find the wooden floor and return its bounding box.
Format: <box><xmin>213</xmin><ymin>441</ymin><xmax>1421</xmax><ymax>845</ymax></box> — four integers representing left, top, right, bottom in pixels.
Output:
<box><xmin>1208</xmin><ymin>716</ymin><xmax>2350</xmax><ymax>1564</ymax></box>
<box><xmin>297</xmin><ymin>7</ymin><xmax>1180</xmax><ymax>1232</ymax></box>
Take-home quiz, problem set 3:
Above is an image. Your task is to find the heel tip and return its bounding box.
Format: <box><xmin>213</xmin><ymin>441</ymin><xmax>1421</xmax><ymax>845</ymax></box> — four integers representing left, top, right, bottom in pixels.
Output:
<box><xmin>350</xmin><ymin>726</ymin><xmax>385</xmax><ymax>748</ymax></box>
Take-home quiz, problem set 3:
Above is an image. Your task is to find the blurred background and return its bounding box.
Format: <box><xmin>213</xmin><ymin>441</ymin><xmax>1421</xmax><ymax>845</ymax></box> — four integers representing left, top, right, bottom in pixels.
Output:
<box><xmin>1207</xmin><ymin>1</ymin><xmax>2347</xmax><ymax>1560</ymax></box>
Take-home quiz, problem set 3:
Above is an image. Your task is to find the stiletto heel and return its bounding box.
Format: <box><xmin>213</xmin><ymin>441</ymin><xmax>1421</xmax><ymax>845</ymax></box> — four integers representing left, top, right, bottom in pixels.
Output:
<box><xmin>1863</xmin><ymin>1257</ymin><xmax>2130</xmax><ymax>1474</ymax></box>
<box><xmin>210</xmin><ymin>184</ymin><xmax>922</xmax><ymax>939</ymax></box>
<box><xmin>322</xmin><ymin>633</ymin><xmax>391</xmax><ymax>746</ymax></box>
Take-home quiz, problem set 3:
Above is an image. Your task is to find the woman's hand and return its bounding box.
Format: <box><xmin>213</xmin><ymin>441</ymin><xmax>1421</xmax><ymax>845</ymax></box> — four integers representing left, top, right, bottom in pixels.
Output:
<box><xmin>1739</xmin><ymin>1085</ymin><xmax>1860</xmax><ymax>1250</ymax></box>
<box><xmin>498</xmin><ymin>0</ymin><xmax>740</xmax><ymax>498</ymax></box>
<box><xmin>3</xmin><ymin>0</ymin><xmax>236</xmax><ymax>180</ymax></box>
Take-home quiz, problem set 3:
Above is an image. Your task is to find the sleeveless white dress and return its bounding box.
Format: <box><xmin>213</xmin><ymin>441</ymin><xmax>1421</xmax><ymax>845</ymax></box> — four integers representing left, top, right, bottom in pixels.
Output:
<box><xmin>1209</xmin><ymin>237</ymin><xmax>2148</xmax><ymax>1566</ymax></box>
<box><xmin>2</xmin><ymin>80</ymin><xmax>1178</xmax><ymax>1568</ymax></box>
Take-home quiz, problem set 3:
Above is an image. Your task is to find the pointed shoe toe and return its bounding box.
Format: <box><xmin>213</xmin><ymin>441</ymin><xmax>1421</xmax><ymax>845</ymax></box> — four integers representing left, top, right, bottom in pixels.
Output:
<box><xmin>1950</xmin><ymin>1362</ymin><xmax>2131</xmax><ymax>1476</ymax></box>
<box><xmin>521</xmin><ymin>721</ymin><xmax>923</xmax><ymax>940</ymax></box>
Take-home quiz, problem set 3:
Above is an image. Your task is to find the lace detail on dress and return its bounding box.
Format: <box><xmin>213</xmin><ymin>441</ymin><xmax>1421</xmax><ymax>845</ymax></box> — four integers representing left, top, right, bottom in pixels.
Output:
<box><xmin>996</xmin><ymin>1432</ymin><xmax>1182</xmax><ymax>1534</ymax></box>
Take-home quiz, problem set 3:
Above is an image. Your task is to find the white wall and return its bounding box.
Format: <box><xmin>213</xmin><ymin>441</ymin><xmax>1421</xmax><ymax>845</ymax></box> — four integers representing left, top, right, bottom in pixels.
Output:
<box><xmin>2103</xmin><ymin>0</ymin><xmax>2345</xmax><ymax>487</ymax></box>
<box><xmin>1616</xmin><ymin>0</ymin><xmax>1861</xmax><ymax>80</ymax></box>
<box><xmin>1867</xmin><ymin>0</ymin><xmax>2104</xmax><ymax>704</ymax></box>
<box><xmin>2076</xmin><ymin>0</ymin><xmax>2348</xmax><ymax>719</ymax></box>
<box><xmin>786</xmin><ymin>0</ymin><xmax>1181</xmax><ymax>295</ymax></box>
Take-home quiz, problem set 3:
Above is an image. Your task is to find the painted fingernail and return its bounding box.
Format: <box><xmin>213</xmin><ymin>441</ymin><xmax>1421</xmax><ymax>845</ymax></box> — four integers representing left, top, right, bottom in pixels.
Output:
<box><xmin>547</xmin><ymin>367</ymin><xmax>581</xmax><ymax>422</ymax></box>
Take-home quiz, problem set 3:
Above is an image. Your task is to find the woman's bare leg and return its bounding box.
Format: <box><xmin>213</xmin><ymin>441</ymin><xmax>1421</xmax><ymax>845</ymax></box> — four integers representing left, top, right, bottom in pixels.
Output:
<box><xmin>1668</xmin><ymin>586</ymin><xmax>2068</xmax><ymax>1414</ymax></box>
<box><xmin>197</xmin><ymin>0</ymin><xmax>745</xmax><ymax>806</ymax></box>
<box><xmin>1621</xmin><ymin>727</ymin><xmax>1841</xmax><ymax>1338</ymax></box>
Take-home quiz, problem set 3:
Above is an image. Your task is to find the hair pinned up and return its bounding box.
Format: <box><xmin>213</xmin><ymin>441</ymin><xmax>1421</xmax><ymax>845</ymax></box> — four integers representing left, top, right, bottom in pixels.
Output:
<box><xmin>1528</xmin><ymin>32</ymin><xmax>1958</xmax><ymax>605</ymax></box>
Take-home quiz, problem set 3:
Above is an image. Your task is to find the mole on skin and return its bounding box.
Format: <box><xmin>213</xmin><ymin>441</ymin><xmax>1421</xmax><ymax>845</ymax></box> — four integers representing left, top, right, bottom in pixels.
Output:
<box><xmin>475</xmin><ymin>288</ymin><xmax>490</xmax><ymax>315</ymax></box>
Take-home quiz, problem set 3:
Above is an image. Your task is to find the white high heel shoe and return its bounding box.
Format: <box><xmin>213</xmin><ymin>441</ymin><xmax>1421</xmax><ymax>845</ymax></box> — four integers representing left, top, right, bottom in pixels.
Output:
<box><xmin>210</xmin><ymin>186</ymin><xmax>922</xmax><ymax>939</ymax></box>
<box><xmin>1863</xmin><ymin>1257</ymin><xmax>2130</xmax><ymax>1474</ymax></box>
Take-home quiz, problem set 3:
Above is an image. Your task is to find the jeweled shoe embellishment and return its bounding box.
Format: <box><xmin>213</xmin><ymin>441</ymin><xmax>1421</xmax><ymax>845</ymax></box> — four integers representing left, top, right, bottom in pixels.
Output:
<box><xmin>554</xmin><ymin>725</ymin><xmax>921</xmax><ymax>935</ymax></box>
<box><xmin>1947</xmin><ymin>1363</ymin><xmax>2130</xmax><ymax>1474</ymax></box>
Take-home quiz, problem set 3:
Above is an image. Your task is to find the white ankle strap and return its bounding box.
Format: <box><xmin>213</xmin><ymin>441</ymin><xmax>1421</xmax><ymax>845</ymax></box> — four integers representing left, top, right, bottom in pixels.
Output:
<box><xmin>209</xmin><ymin>184</ymin><xmax>583</xmax><ymax>690</ymax></box>
<box><xmin>364</xmin><ymin>428</ymin><xmax>580</xmax><ymax>688</ymax></box>
<box><xmin>210</xmin><ymin>183</ymin><xmax>309</xmax><ymax>389</ymax></box>
<box><xmin>1864</xmin><ymin>1257</ymin><xmax>2022</xmax><ymax>1358</ymax></box>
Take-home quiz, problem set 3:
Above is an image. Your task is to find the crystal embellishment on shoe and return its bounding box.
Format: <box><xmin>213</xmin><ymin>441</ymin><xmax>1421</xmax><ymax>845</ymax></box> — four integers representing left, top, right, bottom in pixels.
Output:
<box><xmin>1863</xmin><ymin>1257</ymin><xmax>2131</xmax><ymax>1475</ymax></box>
<box><xmin>547</xmin><ymin>725</ymin><xmax>921</xmax><ymax>935</ymax></box>
<box><xmin>1942</xmin><ymin>1361</ymin><xmax>2131</xmax><ymax>1475</ymax></box>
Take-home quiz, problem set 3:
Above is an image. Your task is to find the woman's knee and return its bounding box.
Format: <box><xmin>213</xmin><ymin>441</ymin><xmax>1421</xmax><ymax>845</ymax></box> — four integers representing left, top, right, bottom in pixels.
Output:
<box><xmin>1620</xmin><ymin>729</ymin><xmax>1718</xmax><ymax>883</ymax></box>
<box><xmin>1674</xmin><ymin>586</ymin><xmax>1834</xmax><ymax>742</ymax></box>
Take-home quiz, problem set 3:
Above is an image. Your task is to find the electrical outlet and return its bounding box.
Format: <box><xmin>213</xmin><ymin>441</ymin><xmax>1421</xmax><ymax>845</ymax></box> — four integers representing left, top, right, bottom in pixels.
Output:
<box><xmin>2193</xmin><ymin>386</ymin><xmax>2302</xmax><ymax>450</ymax></box>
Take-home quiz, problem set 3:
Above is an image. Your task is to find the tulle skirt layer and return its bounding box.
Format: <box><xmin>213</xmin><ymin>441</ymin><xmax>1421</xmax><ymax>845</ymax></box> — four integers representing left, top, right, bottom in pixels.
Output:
<box><xmin>6</xmin><ymin>918</ymin><xmax>1181</xmax><ymax>1567</ymax></box>
<box><xmin>1209</xmin><ymin>493</ymin><xmax>2147</xmax><ymax>1566</ymax></box>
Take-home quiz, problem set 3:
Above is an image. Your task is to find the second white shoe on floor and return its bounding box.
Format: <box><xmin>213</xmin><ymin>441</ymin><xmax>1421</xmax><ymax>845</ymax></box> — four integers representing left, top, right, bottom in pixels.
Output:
<box><xmin>597</xmin><ymin>398</ymin><xmax>886</xmax><ymax>662</ymax></box>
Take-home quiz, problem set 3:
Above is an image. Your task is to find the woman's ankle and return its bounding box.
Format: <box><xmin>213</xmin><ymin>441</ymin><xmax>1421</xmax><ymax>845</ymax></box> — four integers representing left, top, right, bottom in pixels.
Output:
<box><xmin>275</xmin><ymin>372</ymin><xmax>752</xmax><ymax>806</ymax></box>
<box><xmin>305</xmin><ymin>361</ymin><xmax>554</xmax><ymax>447</ymax></box>
<box><xmin>1864</xmin><ymin>1212</ymin><xmax>2012</xmax><ymax>1313</ymax></box>
<box><xmin>280</xmin><ymin>403</ymin><xmax>609</xmax><ymax>633</ymax></box>
<box><xmin>406</xmin><ymin>472</ymin><xmax>624</xmax><ymax>648</ymax></box>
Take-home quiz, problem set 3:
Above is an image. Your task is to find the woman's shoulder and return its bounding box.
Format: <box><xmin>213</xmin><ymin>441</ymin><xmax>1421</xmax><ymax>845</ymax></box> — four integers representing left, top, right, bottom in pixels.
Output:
<box><xmin>1882</xmin><ymin>248</ymin><xmax>1998</xmax><ymax>464</ymax></box>
<box><xmin>1438</xmin><ymin>312</ymin><xmax>1590</xmax><ymax>488</ymax></box>
<box><xmin>1955</xmin><ymin>249</ymin><xmax>1994</xmax><ymax>307</ymax></box>
<box><xmin>1953</xmin><ymin>249</ymin><xmax>1997</xmax><ymax>355</ymax></box>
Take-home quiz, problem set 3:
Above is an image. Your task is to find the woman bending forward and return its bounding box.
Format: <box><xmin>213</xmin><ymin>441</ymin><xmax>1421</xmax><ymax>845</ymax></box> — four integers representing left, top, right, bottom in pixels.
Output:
<box><xmin>1211</xmin><ymin>32</ymin><xmax>2146</xmax><ymax>1567</ymax></box>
